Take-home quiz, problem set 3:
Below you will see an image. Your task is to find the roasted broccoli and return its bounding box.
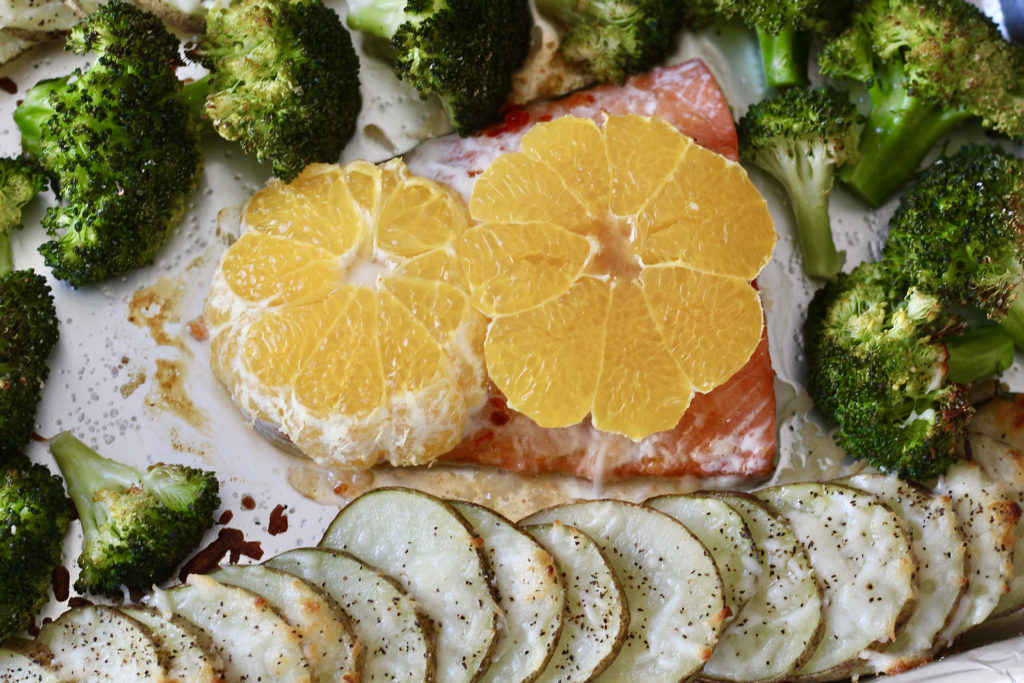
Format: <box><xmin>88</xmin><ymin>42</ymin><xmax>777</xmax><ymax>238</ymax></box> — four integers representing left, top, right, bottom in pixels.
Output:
<box><xmin>533</xmin><ymin>0</ymin><xmax>685</xmax><ymax>84</ymax></box>
<box><xmin>882</xmin><ymin>144</ymin><xmax>1024</xmax><ymax>349</ymax></box>
<box><xmin>0</xmin><ymin>158</ymin><xmax>58</xmax><ymax>467</ymax></box>
<box><xmin>805</xmin><ymin>260</ymin><xmax>1013</xmax><ymax>480</ymax></box>
<box><xmin>346</xmin><ymin>0</ymin><xmax>533</xmax><ymax>135</ymax></box>
<box><xmin>737</xmin><ymin>86</ymin><xmax>859</xmax><ymax>279</ymax></box>
<box><xmin>714</xmin><ymin>0</ymin><xmax>856</xmax><ymax>88</ymax></box>
<box><xmin>0</xmin><ymin>463</ymin><xmax>70</xmax><ymax>641</ymax></box>
<box><xmin>49</xmin><ymin>432</ymin><xmax>220</xmax><ymax>598</ymax></box>
<box><xmin>819</xmin><ymin>0</ymin><xmax>1024</xmax><ymax>206</ymax></box>
<box><xmin>187</xmin><ymin>0</ymin><xmax>361</xmax><ymax>182</ymax></box>
<box><xmin>12</xmin><ymin>0</ymin><xmax>202</xmax><ymax>287</ymax></box>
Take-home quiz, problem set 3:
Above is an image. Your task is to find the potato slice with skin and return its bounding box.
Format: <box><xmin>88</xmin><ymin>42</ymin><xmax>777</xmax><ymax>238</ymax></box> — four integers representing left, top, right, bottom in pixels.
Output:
<box><xmin>839</xmin><ymin>473</ymin><xmax>968</xmax><ymax>675</ymax></box>
<box><xmin>522</xmin><ymin>499</ymin><xmax>727</xmax><ymax>683</ymax></box>
<box><xmin>120</xmin><ymin>606</ymin><xmax>225</xmax><ymax>683</ymax></box>
<box><xmin>320</xmin><ymin>487</ymin><xmax>500</xmax><ymax>683</ymax></box>
<box><xmin>148</xmin><ymin>573</ymin><xmax>312</xmax><ymax>683</ymax></box>
<box><xmin>966</xmin><ymin>432</ymin><xmax>1024</xmax><ymax>616</ymax></box>
<box><xmin>266</xmin><ymin>547</ymin><xmax>434</xmax><ymax>683</ymax></box>
<box><xmin>450</xmin><ymin>501</ymin><xmax>565</xmax><ymax>683</ymax></box>
<box><xmin>933</xmin><ymin>457</ymin><xmax>1020</xmax><ymax>649</ymax></box>
<box><xmin>645</xmin><ymin>493</ymin><xmax>760</xmax><ymax>622</ymax></box>
<box><xmin>36</xmin><ymin>604</ymin><xmax>168</xmax><ymax>682</ymax></box>
<box><xmin>0</xmin><ymin>639</ymin><xmax>61</xmax><ymax>683</ymax></box>
<box><xmin>699</xmin><ymin>492</ymin><xmax>823</xmax><ymax>683</ymax></box>
<box><xmin>523</xmin><ymin>523</ymin><xmax>628</xmax><ymax>683</ymax></box>
<box><xmin>208</xmin><ymin>563</ymin><xmax>362</xmax><ymax>682</ymax></box>
<box><xmin>755</xmin><ymin>482</ymin><xmax>916</xmax><ymax>681</ymax></box>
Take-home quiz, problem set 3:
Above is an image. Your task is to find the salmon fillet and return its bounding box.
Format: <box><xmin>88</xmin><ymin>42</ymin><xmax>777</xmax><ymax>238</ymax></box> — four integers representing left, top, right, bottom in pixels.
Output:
<box><xmin>406</xmin><ymin>59</ymin><xmax>777</xmax><ymax>480</ymax></box>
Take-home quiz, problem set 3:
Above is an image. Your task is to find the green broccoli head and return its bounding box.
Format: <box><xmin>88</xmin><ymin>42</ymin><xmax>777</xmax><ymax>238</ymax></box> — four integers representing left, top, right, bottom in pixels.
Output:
<box><xmin>194</xmin><ymin>0</ymin><xmax>361</xmax><ymax>182</ymax></box>
<box><xmin>805</xmin><ymin>260</ymin><xmax>971</xmax><ymax>480</ymax></box>
<box><xmin>737</xmin><ymin>86</ymin><xmax>859</xmax><ymax>278</ymax></box>
<box><xmin>347</xmin><ymin>0</ymin><xmax>533</xmax><ymax>135</ymax></box>
<box><xmin>0</xmin><ymin>463</ymin><xmax>70</xmax><ymax>640</ymax></box>
<box><xmin>12</xmin><ymin>0</ymin><xmax>202</xmax><ymax>287</ymax></box>
<box><xmin>49</xmin><ymin>432</ymin><xmax>220</xmax><ymax>598</ymax></box>
<box><xmin>0</xmin><ymin>157</ymin><xmax>45</xmax><ymax>240</ymax></box>
<box><xmin>883</xmin><ymin>145</ymin><xmax>1024</xmax><ymax>346</ymax></box>
<box><xmin>819</xmin><ymin>0</ymin><xmax>1024</xmax><ymax>205</ymax></box>
<box><xmin>534</xmin><ymin>0</ymin><xmax>685</xmax><ymax>84</ymax></box>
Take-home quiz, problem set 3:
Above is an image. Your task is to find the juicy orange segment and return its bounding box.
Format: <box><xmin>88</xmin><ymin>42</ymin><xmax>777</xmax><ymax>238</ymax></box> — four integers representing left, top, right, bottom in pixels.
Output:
<box><xmin>459</xmin><ymin>114</ymin><xmax>776</xmax><ymax>440</ymax></box>
<box><xmin>205</xmin><ymin>160</ymin><xmax>488</xmax><ymax>468</ymax></box>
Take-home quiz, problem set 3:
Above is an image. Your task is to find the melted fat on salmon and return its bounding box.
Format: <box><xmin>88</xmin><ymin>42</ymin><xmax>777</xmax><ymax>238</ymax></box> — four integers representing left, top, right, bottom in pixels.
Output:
<box><xmin>406</xmin><ymin>59</ymin><xmax>776</xmax><ymax>480</ymax></box>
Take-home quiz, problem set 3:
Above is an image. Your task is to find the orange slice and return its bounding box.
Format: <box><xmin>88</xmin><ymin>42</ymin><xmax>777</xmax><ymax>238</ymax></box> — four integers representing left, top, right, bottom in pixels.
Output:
<box><xmin>204</xmin><ymin>161</ymin><xmax>488</xmax><ymax>468</ymax></box>
<box><xmin>457</xmin><ymin>115</ymin><xmax>776</xmax><ymax>440</ymax></box>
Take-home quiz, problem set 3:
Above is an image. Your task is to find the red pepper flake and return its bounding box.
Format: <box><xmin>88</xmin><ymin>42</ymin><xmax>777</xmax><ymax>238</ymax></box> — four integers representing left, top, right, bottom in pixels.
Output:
<box><xmin>538</xmin><ymin>114</ymin><xmax>553</xmax><ymax>122</ymax></box>
<box><xmin>218</xmin><ymin>509</ymin><xmax>233</xmax><ymax>525</ymax></box>
<box><xmin>485</xmin><ymin>107</ymin><xmax>531</xmax><ymax>137</ymax></box>
<box><xmin>489</xmin><ymin>410</ymin><xmax>509</xmax><ymax>426</ymax></box>
<box><xmin>68</xmin><ymin>597</ymin><xmax>93</xmax><ymax>609</ymax></box>
<box><xmin>52</xmin><ymin>566</ymin><xmax>70</xmax><ymax>602</ymax></box>
<box><xmin>268</xmin><ymin>504</ymin><xmax>289</xmax><ymax>536</ymax></box>
<box><xmin>241</xmin><ymin>495</ymin><xmax>256</xmax><ymax>510</ymax></box>
<box><xmin>0</xmin><ymin>77</ymin><xmax>16</xmax><ymax>95</ymax></box>
<box><xmin>187</xmin><ymin>316</ymin><xmax>208</xmax><ymax>341</ymax></box>
<box><xmin>179</xmin><ymin>527</ymin><xmax>264</xmax><ymax>580</ymax></box>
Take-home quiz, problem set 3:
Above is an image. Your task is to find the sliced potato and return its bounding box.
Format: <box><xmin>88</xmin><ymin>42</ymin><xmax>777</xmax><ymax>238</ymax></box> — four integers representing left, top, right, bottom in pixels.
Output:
<box><xmin>933</xmin><ymin>457</ymin><xmax>1019</xmax><ymax>649</ymax></box>
<box><xmin>645</xmin><ymin>493</ymin><xmax>760</xmax><ymax>621</ymax></box>
<box><xmin>148</xmin><ymin>573</ymin><xmax>312</xmax><ymax>683</ymax></box>
<box><xmin>523</xmin><ymin>523</ymin><xmax>628</xmax><ymax>683</ymax></box>
<box><xmin>266</xmin><ymin>547</ymin><xmax>433</xmax><ymax>683</ymax></box>
<box><xmin>699</xmin><ymin>492</ymin><xmax>823</xmax><ymax>683</ymax></box>
<box><xmin>0</xmin><ymin>639</ymin><xmax>61</xmax><ymax>683</ymax></box>
<box><xmin>0</xmin><ymin>0</ymin><xmax>75</xmax><ymax>38</ymax></box>
<box><xmin>522</xmin><ymin>499</ymin><xmax>727</xmax><ymax>683</ymax></box>
<box><xmin>36</xmin><ymin>604</ymin><xmax>168</xmax><ymax>682</ymax></box>
<box><xmin>0</xmin><ymin>29</ymin><xmax>40</xmax><ymax>64</ymax></box>
<box><xmin>451</xmin><ymin>501</ymin><xmax>565</xmax><ymax>683</ymax></box>
<box><xmin>120</xmin><ymin>606</ymin><xmax>224</xmax><ymax>683</ymax></box>
<box><xmin>208</xmin><ymin>563</ymin><xmax>361</xmax><ymax>682</ymax></box>
<box><xmin>839</xmin><ymin>473</ymin><xmax>968</xmax><ymax>675</ymax></box>
<box><xmin>320</xmin><ymin>487</ymin><xmax>499</xmax><ymax>683</ymax></box>
<box><xmin>967</xmin><ymin>433</ymin><xmax>1024</xmax><ymax>616</ymax></box>
<box><xmin>755</xmin><ymin>482</ymin><xmax>916</xmax><ymax>681</ymax></box>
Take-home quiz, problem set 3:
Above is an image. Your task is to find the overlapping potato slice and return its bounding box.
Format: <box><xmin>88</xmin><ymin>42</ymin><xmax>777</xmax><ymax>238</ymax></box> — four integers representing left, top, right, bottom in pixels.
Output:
<box><xmin>522</xmin><ymin>499</ymin><xmax>727</xmax><ymax>682</ymax></box>
<box><xmin>319</xmin><ymin>487</ymin><xmax>500</xmax><ymax>683</ymax></box>
<box><xmin>0</xmin><ymin>639</ymin><xmax>61</xmax><ymax>683</ymax></box>
<box><xmin>523</xmin><ymin>523</ymin><xmax>629</xmax><ymax>683</ymax></box>
<box><xmin>755</xmin><ymin>483</ymin><xmax>916</xmax><ymax>681</ymax></box>
<box><xmin>451</xmin><ymin>501</ymin><xmax>565</xmax><ymax>683</ymax></box>
<box><xmin>838</xmin><ymin>473</ymin><xmax>968</xmax><ymax>675</ymax></box>
<box><xmin>266</xmin><ymin>547</ymin><xmax>433</xmax><ymax>683</ymax></box>
<box><xmin>120</xmin><ymin>606</ymin><xmax>224</xmax><ymax>683</ymax></box>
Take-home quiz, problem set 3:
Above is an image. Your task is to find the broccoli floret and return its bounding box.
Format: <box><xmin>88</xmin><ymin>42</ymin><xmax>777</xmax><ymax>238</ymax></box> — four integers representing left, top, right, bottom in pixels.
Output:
<box><xmin>0</xmin><ymin>158</ymin><xmax>58</xmax><ymax>467</ymax></box>
<box><xmin>712</xmin><ymin>0</ymin><xmax>856</xmax><ymax>88</ymax></box>
<box><xmin>819</xmin><ymin>0</ymin><xmax>1024</xmax><ymax>206</ymax></box>
<box><xmin>805</xmin><ymin>260</ymin><xmax>1012</xmax><ymax>480</ymax></box>
<box><xmin>0</xmin><ymin>463</ymin><xmax>70</xmax><ymax>640</ymax></box>
<box><xmin>533</xmin><ymin>0</ymin><xmax>685</xmax><ymax>84</ymax></box>
<box><xmin>346</xmin><ymin>0</ymin><xmax>532</xmax><ymax>135</ymax></box>
<box><xmin>12</xmin><ymin>0</ymin><xmax>202</xmax><ymax>287</ymax></box>
<box><xmin>187</xmin><ymin>0</ymin><xmax>361</xmax><ymax>182</ymax></box>
<box><xmin>49</xmin><ymin>432</ymin><xmax>220</xmax><ymax>598</ymax></box>
<box><xmin>737</xmin><ymin>86</ymin><xmax>859</xmax><ymax>279</ymax></box>
<box><xmin>882</xmin><ymin>144</ymin><xmax>1024</xmax><ymax>349</ymax></box>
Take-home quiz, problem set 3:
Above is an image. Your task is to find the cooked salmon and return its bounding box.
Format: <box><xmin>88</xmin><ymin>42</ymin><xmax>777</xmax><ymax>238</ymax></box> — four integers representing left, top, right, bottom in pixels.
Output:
<box><xmin>406</xmin><ymin>59</ymin><xmax>776</xmax><ymax>480</ymax></box>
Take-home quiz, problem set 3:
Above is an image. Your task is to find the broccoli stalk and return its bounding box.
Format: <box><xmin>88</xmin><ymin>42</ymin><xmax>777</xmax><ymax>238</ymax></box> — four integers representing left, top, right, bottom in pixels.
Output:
<box><xmin>737</xmin><ymin>86</ymin><xmax>859</xmax><ymax>279</ymax></box>
<box><xmin>533</xmin><ymin>0</ymin><xmax>685</xmax><ymax>84</ymax></box>
<box><xmin>882</xmin><ymin>145</ymin><xmax>1024</xmax><ymax>349</ymax></box>
<box><xmin>819</xmin><ymin>0</ymin><xmax>1024</xmax><ymax>206</ymax></box>
<box><xmin>0</xmin><ymin>157</ymin><xmax>59</xmax><ymax>467</ymax></box>
<box><xmin>805</xmin><ymin>260</ymin><xmax>1006</xmax><ymax>480</ymax></box>
<box><xmin>0</xmin><ymin>464</ymin><xmax>70</xmax><ymax>641</ymax></box>
<box><xmin>49</xmin><ymin>432</ymin><xmax>220</xmax><ymax>598</ymax></box>
<box><xmin>346</xmin><ymin>0</ymin><xmax>533</xmax><ymax>135</ymax></box>
<box><xmin>12</xmin><ymin>0</ymin><xmax>202</xmax><ymax>287</ymax></box>
<box><xmin>755</xmin><ymin>25</ymin><xmax>809</xmax><ymax>88</ymax></box>
<box><xmin>186</xmin><ymin>0</ymin><xmax>362</xmax><ymax>182</ymax></box>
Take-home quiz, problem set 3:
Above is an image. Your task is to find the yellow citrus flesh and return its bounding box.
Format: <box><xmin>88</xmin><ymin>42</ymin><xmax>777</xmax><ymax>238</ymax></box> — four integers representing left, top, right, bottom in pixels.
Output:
<box><xmin>205</xmin><ymin>161</ymin><xmax>487</xmax><ymax>468</ymax></box>
<box><xmin>458</xmin><ymin>115</ymin><xmax>776</xmax><ymax>440</ymax></box>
